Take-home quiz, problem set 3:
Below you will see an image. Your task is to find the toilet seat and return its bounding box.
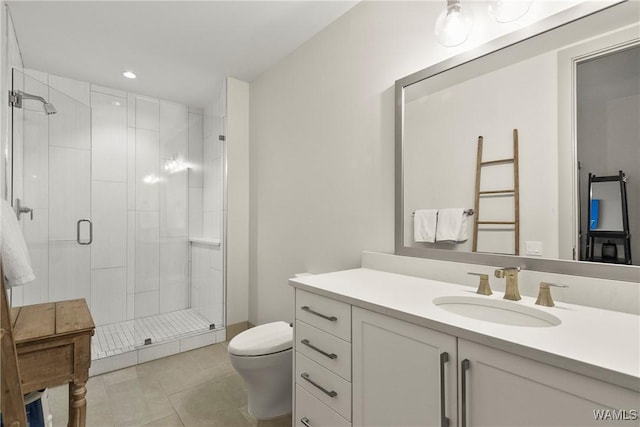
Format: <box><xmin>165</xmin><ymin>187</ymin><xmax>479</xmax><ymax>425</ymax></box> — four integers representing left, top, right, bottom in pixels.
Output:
<box><xmin>228</xmin><ymin>321</ymin><xmax>292</xmax><ymax>356</ymax></box>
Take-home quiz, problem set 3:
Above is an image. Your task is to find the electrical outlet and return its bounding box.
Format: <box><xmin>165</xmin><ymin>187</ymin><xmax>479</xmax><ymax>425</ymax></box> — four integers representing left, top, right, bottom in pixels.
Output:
<box><xmin>526</xmin><ymin>241</ymin><xmax>542</xmax><ymax>256</ymax></box>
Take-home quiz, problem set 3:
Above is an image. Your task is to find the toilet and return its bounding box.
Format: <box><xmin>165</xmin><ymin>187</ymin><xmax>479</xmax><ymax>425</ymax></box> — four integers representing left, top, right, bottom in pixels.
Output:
<box><xmin>228</xmin><ymin>321</ymin><xmax>293</xmax><ymax>419</ymax></box>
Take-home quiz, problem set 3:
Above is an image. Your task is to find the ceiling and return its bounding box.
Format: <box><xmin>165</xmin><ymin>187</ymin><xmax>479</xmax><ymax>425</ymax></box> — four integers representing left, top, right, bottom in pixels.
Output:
<box><xmin>7</xmin><ymin>1</ymin><xmax>358</xmax><ymax>108</ymax></box>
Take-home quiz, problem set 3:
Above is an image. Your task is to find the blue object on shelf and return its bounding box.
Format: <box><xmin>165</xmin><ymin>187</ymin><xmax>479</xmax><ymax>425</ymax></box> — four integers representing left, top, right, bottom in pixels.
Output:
<box><xmin>1</xmin><ymin>390</ymin><xmax>46</xmax><ymax>427</ymax></box>
<box><xmin>590</xmin><ymin>199</ymin><xmax>600</xmax><ymax>230</ymax></box>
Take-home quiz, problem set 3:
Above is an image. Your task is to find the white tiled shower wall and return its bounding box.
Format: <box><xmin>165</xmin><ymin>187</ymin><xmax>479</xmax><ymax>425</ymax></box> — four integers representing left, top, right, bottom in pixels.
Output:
<box><xmin>10</xmin><ymin>67</ymin><xmax>224</xmax><ymax>330</ymax></box>
<box><xmin>188</xmin><ymin>97</ymin><xmax>225</xmax><ymax>328</ymax></box>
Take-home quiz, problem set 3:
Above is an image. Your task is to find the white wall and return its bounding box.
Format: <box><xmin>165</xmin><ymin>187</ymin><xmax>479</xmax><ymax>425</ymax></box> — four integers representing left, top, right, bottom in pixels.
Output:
<box><xmin>226</xmin><ymin>77</ymin><xmax>250</xmax><ymax>326</ymax></box>
<box><xmin>248</xmin><ymin>1</ymin><xmax>589</xmax><ymax>325</ymax></box>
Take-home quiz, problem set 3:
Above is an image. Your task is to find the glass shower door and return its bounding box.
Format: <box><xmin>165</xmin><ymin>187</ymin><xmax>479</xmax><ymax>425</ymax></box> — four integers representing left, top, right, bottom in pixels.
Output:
<box><xmin>11</xmin><ymin>68</ymin><xmax>226</xmax><ymax>362</ymax></box>
<box><xmin>10</xmin><ymin>69</ymin><xmax>92</xmax><ymax>309</ymax></box>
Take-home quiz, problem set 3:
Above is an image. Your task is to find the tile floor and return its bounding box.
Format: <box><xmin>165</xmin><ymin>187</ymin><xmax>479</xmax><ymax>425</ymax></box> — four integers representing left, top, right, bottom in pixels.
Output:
<box><xmin>48</xmin><ymin>342</ymin><xmax>291</xmax><ymax>427</ymax></box>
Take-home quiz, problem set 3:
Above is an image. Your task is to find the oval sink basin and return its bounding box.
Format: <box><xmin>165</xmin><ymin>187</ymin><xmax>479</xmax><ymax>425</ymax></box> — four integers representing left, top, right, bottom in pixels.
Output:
<box><xmin>433</xmin><ymin>296</ymin><xmax>561</xmax><ymax>327</ymax></box>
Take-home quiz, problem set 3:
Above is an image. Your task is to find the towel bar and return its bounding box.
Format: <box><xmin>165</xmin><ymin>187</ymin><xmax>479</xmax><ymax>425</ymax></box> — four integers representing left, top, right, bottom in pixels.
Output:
<box><xmin>412</xmin><ymin>209</ymin><xmax>474</xmax><ymax>216</ymax></box>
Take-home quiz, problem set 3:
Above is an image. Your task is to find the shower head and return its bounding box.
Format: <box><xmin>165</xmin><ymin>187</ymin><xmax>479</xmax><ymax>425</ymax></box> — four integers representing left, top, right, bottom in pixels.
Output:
<box><xmin>9</xmin><ymin>90</ymin><xmax>57</xmax><ymax>115</ymax></box>
<box><xmin>43</xmin><ymin>103</ymin><xmax>57</xmax><ymax>115</ymax></box>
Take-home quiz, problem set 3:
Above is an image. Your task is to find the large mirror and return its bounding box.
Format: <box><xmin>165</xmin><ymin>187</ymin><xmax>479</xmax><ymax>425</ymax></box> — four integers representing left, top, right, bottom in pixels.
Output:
<box><xmin>396</xmin><ymin>1</ymin><xmax>639</xmax><ymax>282</ymax></box>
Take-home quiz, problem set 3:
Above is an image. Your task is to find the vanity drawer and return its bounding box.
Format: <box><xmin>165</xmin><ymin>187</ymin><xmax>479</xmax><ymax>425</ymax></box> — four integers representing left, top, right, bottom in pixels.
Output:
<box><xmin>295</xmin><ymin>384</ymin><xmax>351</xmax><ymax>427</ymax></box>
<box><xmin>296</xmin><ymin>289</ymin><xmax>351</xmax><ymax>341</ymax></box>
<box><xmin>296</xmin><ymin>320</ymin><xmax>351</xmax><ymax>381</ymax></box>
<box><xmin>296</xmin><ymin>352</ymin><xmax>352</xmax><ymax>421</ymax></box>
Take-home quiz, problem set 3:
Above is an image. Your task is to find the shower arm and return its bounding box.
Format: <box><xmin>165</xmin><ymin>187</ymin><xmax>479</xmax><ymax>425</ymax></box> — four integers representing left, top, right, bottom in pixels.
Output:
<box><xmin>9</xmin><ymin>90</ymin><xmax>47</xmax><ymax>109</ymax></box>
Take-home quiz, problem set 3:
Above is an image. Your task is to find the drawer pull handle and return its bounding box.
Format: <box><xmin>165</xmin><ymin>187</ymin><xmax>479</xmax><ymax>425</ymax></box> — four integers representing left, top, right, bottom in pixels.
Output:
<box><xmin>301</xmin><ymin>417</ymin><xmax>312</xmax><ymax>427</ymax></box>
<box><xmin>301</xmin><ymin>372</ymin><xmax>338</xmax><ymax>398</ymax></box>
<box><xmin>461</xmin><ymin>359</ymin><xmax>470</xmax><ymax>427</ymax></box>
<box><xmin>301</xmin><ymin>339</ymin><xmax>338</xmax><ymax>360</ymax></box>
<box><xmin>300</xmin><ymin>306</ymin><xmax>337</xmax><ymax>322</ymax></box>
<box><xmin>440</xmin><ymin>352</ymin><xmax>450</xmax><ymax>427</ymax></box>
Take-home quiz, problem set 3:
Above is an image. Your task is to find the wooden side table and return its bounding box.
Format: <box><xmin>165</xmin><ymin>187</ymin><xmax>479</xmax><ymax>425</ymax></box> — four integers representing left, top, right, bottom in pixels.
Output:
<box><xmin>10</xmin><ymin>299</ymin><xmax>95</xmax><ymax>427</ymax></box>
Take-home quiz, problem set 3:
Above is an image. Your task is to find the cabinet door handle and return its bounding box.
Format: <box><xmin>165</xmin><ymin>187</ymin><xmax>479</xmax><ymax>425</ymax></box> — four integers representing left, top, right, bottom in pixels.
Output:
<box><xmin>461</xmin><ymin>359</ymin><xmax>470</xmax><ymax>427</ymax></box>
<box><xmin>301</xmin><ymin>339</ymin><xmax>337</xmax><ymax>360</ymax></box>
<box><xmin>300</xmin><ymin>306</ymin><xmax>337</xmax><ymax>322</ymax></box>
<box><xmin>440</xmin><ymin>352</ymin><xmax>450</xmax><ymax>427</ymax></box>
<box><xmin>300</xmin><ymin>417</ymin><xmax>312</xmax><ymax>427</ymax></box>
<box><xmin>300</xmin><ymin>372</ymin><xmax>337</xmax><ymax>398</ymax></box>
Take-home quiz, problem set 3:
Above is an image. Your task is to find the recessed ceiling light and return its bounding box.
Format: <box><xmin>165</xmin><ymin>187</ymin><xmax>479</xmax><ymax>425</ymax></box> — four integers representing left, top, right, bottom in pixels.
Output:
<box><xmin>123</xmin><ymin>71</ymin><xmax>136</xmax><ymax>79</ymax></box>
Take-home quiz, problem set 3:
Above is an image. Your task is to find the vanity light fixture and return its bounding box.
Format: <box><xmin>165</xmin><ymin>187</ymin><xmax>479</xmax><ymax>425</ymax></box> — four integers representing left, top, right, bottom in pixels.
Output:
<box><xmin>123</xmin><ymin>71</ymin><xmax>137</xmax><ymax>79</ymax></box>
<box><xmin>488</xmin><ymin>0</ymin><xmax>531</xmax><ymax>23</ymax></box>
<box><xmin>434</xmin><ymin>0</ymin><xmax>474</xmax><ymax>47</ymax></box>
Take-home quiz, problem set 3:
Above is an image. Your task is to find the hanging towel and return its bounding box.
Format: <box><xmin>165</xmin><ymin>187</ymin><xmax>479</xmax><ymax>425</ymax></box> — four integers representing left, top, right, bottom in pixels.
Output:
<box><xmin>436</xmin><ymin>208</ymin><xmax>469</xmax><ymax>243</ymax></box>
<box><xmin>1</xmin><ymin>199</ymin><xmax>35</xmax><ymax>287</ymax></box>
<box><xmin>414</xmin><ymin>209</ymin><xmax>438</xmax><ymax>243</ymax></box>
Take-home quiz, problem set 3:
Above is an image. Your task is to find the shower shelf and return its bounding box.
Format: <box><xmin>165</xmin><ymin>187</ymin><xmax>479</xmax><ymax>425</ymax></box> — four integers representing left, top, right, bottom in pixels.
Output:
<box><xmin>189</xmin><ymin>238</ymin><xmax>221</xmax><ymax>246</ymax></box>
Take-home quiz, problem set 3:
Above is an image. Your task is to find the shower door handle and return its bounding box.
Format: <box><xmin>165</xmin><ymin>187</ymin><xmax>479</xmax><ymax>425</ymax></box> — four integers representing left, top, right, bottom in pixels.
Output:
<box><xmin>76</xmin><ymin>219</ymin><xmax>93</xmax><ymax>245</ymax></box>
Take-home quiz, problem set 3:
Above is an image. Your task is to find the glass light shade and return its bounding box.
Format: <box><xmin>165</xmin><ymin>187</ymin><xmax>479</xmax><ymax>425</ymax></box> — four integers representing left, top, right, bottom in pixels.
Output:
<box><xmin>488</xmin><ymin>0</ymin><xmax>531</xmax><ymax>23</ymax></box>
<box><xmin>434</xmin><ymin>0</ymin><xmax>474</xmax><ymax>47</ymax></box>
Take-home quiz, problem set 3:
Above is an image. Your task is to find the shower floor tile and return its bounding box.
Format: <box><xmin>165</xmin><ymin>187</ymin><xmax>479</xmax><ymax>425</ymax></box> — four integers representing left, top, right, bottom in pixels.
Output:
<box><xmin>92</xmin><ymin>309</ymin><xmax>212</xmax><ymax>360</ymax></box>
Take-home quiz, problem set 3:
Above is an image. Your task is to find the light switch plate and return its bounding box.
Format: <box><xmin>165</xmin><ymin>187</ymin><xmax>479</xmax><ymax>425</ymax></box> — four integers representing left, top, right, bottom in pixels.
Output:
<box><xmin>526</xmin><ymin>241</ymin><xmax>542</xmax><ymax>256</ymax></box>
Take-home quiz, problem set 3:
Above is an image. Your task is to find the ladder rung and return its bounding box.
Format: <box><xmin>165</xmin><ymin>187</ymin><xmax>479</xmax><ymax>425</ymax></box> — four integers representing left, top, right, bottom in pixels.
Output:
<box><xmin>481</xmin><ymin>158</ymin><xmax>514</xmax><ymax>166</ymax></box>
<box><xmin>477</xmin><ymin>221</ymin><xmax>516</xmax><ymax>225</ymax></box>
<box><xmin>479</xmin><ymin>189</ymin><xmax>515</xmax><ymax>195</ymax></box>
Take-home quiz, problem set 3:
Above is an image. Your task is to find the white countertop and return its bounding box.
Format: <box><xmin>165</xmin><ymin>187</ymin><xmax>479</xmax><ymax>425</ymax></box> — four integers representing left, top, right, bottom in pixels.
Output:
<box><xmin>289</xmin><ymin>268</ymin><xmax>640</xmax><ymax>392</ymax></box>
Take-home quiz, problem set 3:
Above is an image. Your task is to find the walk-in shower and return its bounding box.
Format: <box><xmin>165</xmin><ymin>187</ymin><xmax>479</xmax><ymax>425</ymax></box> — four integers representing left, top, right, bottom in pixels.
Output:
<box><xmin>8</xmin><ymin>68</ymin><xmax>226</xmax><ymax>373</ymax></box>
<box><xmin>9</xmin><ymin>89</ymin><xmax>57</xmax><ymax>114</ymax></box>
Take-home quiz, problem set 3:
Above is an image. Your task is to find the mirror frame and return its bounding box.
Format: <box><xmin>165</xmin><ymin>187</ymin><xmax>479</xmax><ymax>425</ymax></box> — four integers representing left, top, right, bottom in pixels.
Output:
<box><xmin>395</xmin><ymin>0</ymin><xmax>639</xmax><ymax>283</ymax></box>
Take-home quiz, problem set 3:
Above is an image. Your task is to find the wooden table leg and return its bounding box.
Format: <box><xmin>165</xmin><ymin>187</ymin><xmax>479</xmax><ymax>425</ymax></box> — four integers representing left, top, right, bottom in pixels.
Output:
<box><xmin>68</xmin><ymin>380</ymin><xmax>87</xmax><ymax>427</ymax></box>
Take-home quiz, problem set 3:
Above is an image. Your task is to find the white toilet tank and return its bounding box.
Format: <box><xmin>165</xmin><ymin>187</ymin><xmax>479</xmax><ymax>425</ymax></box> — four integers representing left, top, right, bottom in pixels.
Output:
<box><xmin>228</xmin><ymin>321</ymin><xmax>292</xmax><ymax>356</ymax></box>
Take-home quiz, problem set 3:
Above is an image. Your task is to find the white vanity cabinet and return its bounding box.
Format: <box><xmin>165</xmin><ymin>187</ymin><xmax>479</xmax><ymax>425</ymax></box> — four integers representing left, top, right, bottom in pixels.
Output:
<box><xmin>458</xmin><ymin>339</ymin><xmax>640</xmax><ymax>427</ymax></box>
<box><xmin>293</xmin><ymin>284</ymin><xmax>640</xmax><ymax>427</ymax></box>
<box><xmin>352</xmin><ymin>307</ymin><xmax>458</xmax><ymax>427</ymax></box>
<box><xmin>294</xmin><ymin>289</ymin><xmax>352</xmax><ymax>427</ymax></box>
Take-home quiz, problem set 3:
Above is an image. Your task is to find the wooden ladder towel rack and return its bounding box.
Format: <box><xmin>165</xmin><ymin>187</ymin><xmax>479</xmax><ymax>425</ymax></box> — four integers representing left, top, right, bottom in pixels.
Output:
<box><xmin>0</xmin><ymin>262</ymin><xmax>28</xmax><ymax>426</ymax></box>
<box><xmin>472</xmin><ymin>129</ymin><xmax>520</xmax><ymax>255</ymax></box>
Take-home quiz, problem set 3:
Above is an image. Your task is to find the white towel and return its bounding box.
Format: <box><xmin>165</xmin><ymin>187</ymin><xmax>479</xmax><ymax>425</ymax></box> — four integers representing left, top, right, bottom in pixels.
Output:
<box><xmin>436</xmin><ymin>208</ymin><xmax>468</xmax><ymax>243</ymax></box>
<box><xmin>414</xmin><ymin>209</ymin><xmax>438</xmax><ymax>243</ymax></box>
<box><xmin>1</xmin><ymin>199</ymin><xmax>35</xmax><ymax>287</ymax></box>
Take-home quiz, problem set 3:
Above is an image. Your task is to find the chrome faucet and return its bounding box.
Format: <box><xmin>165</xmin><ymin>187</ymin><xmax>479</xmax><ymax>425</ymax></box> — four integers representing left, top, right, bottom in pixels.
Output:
<box><xmin>494</xmin><ymin>267</ymin><xmax>521</xmax><ymax>301</ymax></box>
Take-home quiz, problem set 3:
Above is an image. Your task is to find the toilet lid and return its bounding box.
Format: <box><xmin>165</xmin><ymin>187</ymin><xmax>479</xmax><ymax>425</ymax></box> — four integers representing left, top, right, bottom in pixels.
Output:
<box><xmin>228</xmin><ymin>321</ymin><xmax>292</xmax><ymax>356</ymax></box>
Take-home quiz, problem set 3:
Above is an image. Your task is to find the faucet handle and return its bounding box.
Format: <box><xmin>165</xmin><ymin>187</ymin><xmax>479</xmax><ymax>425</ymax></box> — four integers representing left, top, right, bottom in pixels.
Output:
<box><xmin>468</xmin><ymin>272</ymin><xmax>492</xmax><ymax>296</ymax></box>
<box><xmin>15</xmin><ymin>198</ymin><xmax>34</xmax><ymax>220</ymax></box>
<box><xmin>535</xmin><ymin>282</ymin><xmax>568</xmax><ymax>307</ymax></box>
<box><xmin>494</xmin><ymin>267</ymin><xmax>520</xmax><ymax>278</ymax></box>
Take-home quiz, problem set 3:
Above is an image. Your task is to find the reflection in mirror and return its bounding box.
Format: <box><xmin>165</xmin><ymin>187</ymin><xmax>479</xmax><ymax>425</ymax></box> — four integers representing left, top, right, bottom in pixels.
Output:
<box><xmin>396</xmin><ymin>1</ymin><xmax>640</xmax><ymax>281</ymax></box>
<box><xmin>577</xmin><ymin>45</ymin><xmax>638</xmax><ymax>265</ymax></box>
<box><xmin>584</xmin><ymin>171</ymin><xmax>633</xmax><ymax>265</ymax></box>
<box><xmin>590</xmin><ymin>181</ymin><xmax>624</xmax><ymax>232</ymax></box>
